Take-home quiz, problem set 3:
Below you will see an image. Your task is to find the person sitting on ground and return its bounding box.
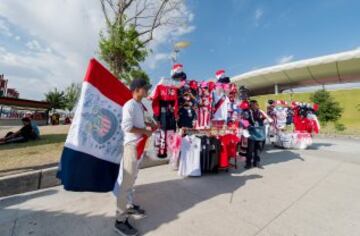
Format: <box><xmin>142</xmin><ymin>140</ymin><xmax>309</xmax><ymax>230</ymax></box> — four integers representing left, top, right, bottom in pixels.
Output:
<box><xmin>30</xmin><ymin>119</ymin><xmax>40</xmax><ymax>139</ymax></box>
<box><xmin>0</xmin><ymin>117</ymin><xmax>37</xmax><ymax>145</ymax></box>
<box><xmin>25</xmin><ymin>113</ymin><xmax>40</xmax><ymax>139</ymax></box>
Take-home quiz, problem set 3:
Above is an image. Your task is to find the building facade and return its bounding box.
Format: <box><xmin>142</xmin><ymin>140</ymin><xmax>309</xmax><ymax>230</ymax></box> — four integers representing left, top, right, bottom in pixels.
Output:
<box><xmin>0</xmin><ymin>74</ymin><xmax>20</xmax><ymax>98</ymax></box>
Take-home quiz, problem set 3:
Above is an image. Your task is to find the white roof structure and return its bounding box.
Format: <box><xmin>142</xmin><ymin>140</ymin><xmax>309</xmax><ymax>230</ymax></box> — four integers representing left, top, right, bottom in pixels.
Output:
<box><xmin>231</xmin><ymin>49</ymin><xmax>360</xmax><ymax>95</ymax></box>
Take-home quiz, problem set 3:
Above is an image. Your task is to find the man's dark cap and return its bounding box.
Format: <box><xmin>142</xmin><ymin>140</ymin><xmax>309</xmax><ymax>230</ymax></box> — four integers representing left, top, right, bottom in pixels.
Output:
<box><xmin>217</xmin><ymin>76</ymin><xmax>230</xmax><ymax>84</ymax></box>
<box><xmin>172</xmin><ymin>71</ymin><xmax>187</xmax><ymax>81</ymax></box>
<box><xmin>22</xmin><ymin>117</ymin><xmax>31</xmax><ymax>122</ymax></box>
<box><xmin>130</xmin><ymin>79</ymin><xmax>152</xmax><ymax>91</ymax></box>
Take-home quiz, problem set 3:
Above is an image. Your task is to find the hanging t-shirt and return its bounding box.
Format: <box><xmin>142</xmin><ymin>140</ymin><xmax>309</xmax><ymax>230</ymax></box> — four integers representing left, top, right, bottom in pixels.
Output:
<box><xmin>178</xmin><ymin>107</ymin><xmax>197</xmax><ymax>128</ymax></box>
<box><xmin>199</xmin><ymin>136</ymin><xmax>211</xmax><ymax>172</ymax></box>
<box><xmin>178</xmin><ymin>135</ymin><xmax>201</xmax><ymax>177</ymax></box>
<box><xmin>209</xmin><ymin>137</ymin><xmax>221</xmax><ymax>172</ymax></box>
<box><xmin>219</xmin><ymin>134</ymin><xmax>241</xmax><ymax>169</ymax></box>
<box><xmin>168</xmin><ymin>133</ymin><xmax>182</xmax><ymax>170</ymax></box>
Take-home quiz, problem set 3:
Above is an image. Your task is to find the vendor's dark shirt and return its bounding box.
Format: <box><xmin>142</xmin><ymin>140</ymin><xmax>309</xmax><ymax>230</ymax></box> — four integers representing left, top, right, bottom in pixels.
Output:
<box><xmin>20</xmin><ymin>124</ymin><xmax>34</xmax><ymax>140</ymax></box>
<box><xmin>249</xmin><ymin>109</ymin><xmax>264</xmax><ymax>126</ymax></box>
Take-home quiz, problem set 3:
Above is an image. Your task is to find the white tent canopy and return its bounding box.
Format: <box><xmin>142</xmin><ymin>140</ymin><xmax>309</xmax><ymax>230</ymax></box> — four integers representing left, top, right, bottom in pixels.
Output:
<box><xmin>231</xmin><ymin>49</ymin><xmax>360</xmax><ymax>95</ymax></box>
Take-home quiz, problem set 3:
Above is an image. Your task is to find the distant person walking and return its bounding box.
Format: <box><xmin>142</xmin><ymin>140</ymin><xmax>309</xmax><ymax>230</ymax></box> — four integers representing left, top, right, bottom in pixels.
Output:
<box><xmin>245</xmin><ymin>100</ymin><xmax>267</xmax><ymax>169</ymax></box>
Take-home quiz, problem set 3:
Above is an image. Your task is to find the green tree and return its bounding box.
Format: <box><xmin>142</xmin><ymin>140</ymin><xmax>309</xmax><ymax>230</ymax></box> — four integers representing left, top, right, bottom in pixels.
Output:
<box><xmin>99</xmin><ymin>24</ymin><xmax>148</xmax><ymax>84</ymax></box>
<box><xmin>44</xmin><ymin>88</ymin><xmax>66</xmax><ymax>110</ymax></box>
<box><xmin>99</xmin><ymin>0</ymin><xmax>190</xmax><ymax>84</ymax></box>
<box><xmin>310</xmin><ymin>89</ymin><xmax>343</xmax><ymax>125</ymax></box>
<box><xmin>64</xmin><ymin>82</ymin><xmax>81</xmax><ymax>111</ymax></box>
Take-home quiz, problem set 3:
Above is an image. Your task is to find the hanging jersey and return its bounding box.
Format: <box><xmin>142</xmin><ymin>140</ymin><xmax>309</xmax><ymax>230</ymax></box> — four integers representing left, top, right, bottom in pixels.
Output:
<box><xmin>178</xmin><ymin>107</ymin><xmax>197</xmax><ymax>128</ymax></box>
<box><xmin>178</xmin><ymin>135</ymin><xmax>201</xmax><ymax>177</ymax></box>
<box><xmin>219</xmin><ymin>134</ymin><xmax>241</xmax><ymax>169</ymax></box>
<box><xmin>212</xmin><ymin>92</ymin><xmax>230</xmax><ymax>121</ymax></box>
<box><xmin>209</xmin><ymin>137</ymin><xmax>221</xmax><ymax>172</ymax></box>
<box><xmin>197</xmin><ymin>87</ymin><xmax>212</xmax><ymax>128</ymax></box>
<box><xmin>274</xmin><ymin>106</ymin><xmax>288</xmax><ymax>129</ymax></box>
<box><xmin>152</xmin><ymin>84</ymin><xmax>179</xmax><ymax>120</ymax></box>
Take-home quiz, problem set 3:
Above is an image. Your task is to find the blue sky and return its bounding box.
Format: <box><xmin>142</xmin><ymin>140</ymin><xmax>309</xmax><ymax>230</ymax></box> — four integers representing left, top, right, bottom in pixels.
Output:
<box><xmin>147</xmin><ymin>0</ymin><xmax>360</xmax><ymax>81</ymax></box>
<box><xmin>0</xmin><ymin>0</ymin><xmax>360</xmax><ymax>99</ymax></box>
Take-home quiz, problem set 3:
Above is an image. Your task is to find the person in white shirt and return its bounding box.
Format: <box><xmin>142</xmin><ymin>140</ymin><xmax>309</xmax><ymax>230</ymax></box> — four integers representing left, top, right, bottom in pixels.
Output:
<box><xmin>115</xmin><ymin>79</ymin><xmax>155</xmax><ymax>236</ymax></box>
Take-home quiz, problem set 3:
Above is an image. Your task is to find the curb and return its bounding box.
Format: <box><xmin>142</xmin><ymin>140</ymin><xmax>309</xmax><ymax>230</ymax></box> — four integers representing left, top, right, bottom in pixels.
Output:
<box><xmin>0</xmin><ymin>156</ymin><xmax>168</xmax><ymax>198</ymax></box>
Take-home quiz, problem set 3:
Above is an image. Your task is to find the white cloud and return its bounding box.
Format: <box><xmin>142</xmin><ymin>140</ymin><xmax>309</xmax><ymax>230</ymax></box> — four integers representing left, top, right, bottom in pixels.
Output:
<box><xmin>14</xmin><ymin>35</ymin><xmax>21</xmax><ymax>41</ymax></box>
<box><xmin>254</xmin><ymin>8</ymin><xmax>264</xmax><ymax>26</ymax></box>
<box><xmin>0</xmin><ymin>47</ymin><xmax>66</xmax><ymax>98</ymax></box>
<box><xmin>0</xmin><ymin>18</ymin><xmax>13</xmax><ymax>37</ymax></box>
<box><xmin>147</xmin><ymin>53</ymin><xmax>171</xmax><ymax>69</ymax></box>
<box><xmin>26</xmin><ymin>40</ymin><xmax>42</xmax><ymax>51</ymax></box>
<box><xmin>0</xmin><ymin>0</ymin><xmax>194</xmax><ymax>99</ymax></box>
<box><xmin>277</xmin><ymin>55</ymin><xmax>294</xmax><ymax>64</ymax></box>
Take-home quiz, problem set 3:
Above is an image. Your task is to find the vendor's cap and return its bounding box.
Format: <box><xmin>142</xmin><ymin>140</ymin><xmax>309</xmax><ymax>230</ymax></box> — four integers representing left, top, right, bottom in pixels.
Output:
<box><xmin>22</xmin><ymin>117</ymin><xmax>31</xmax><ymax>122</ymax></box>
<box><xmin>130</xmin><ymin>79</ymin><xmax>152</xmax><ymax>91</ymax></box>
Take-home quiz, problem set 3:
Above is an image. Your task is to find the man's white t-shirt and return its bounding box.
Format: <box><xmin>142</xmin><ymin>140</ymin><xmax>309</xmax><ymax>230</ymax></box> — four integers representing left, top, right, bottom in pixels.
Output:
<box><xmin>178</xmin><ymin>135</ymin><xmax>201</xmax><ymax>177</ymax></box>
<box><xmin>122</xmin><ymin>98</ymin><xmax>145</xmax><ymax>145</ymax></box>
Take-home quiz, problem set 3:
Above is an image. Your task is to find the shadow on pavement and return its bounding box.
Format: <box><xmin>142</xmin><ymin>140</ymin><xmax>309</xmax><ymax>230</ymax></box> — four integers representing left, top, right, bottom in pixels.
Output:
<box><xmin>0</xmin><ymin>189</ymin><xmax>58</xmax><ymax>208</ymax></box>
<box><xmin>308</xmin><ymin>142</ymin><xmax>334</xmax><ymax>150</ymax></box>
<box><xmin>0</xmin><ymin>175</ymin><xmax>261</xmax><ymax>235</ymax></box>
<box><xmin>261</xmin><ymin>149</ymin><xmax>305</xmax><ymax>166</ymax></box>
<box><xmin>135</xmin><ymin>174</ymin><xmax>262</xmax><ymax>234</ymax></box>
<box><xmin>0</xmin><ymin>146</ymin><xmax>309</xmax><ymax>235</ymax></box>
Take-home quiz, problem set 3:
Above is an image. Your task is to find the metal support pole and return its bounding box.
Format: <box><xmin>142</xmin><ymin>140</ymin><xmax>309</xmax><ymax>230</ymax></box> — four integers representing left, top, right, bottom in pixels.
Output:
<box><xmin>274</xmin><ymin>83</ymin><xmax>279</xmax><ymax>95</ymax></box>
<box><xmin>171</xmin><ymin>49</ymin><xmax>179</xmax><ymax>64</ymax></box>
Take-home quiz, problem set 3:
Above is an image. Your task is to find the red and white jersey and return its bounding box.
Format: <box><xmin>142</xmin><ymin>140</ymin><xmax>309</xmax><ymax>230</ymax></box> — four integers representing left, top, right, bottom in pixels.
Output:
<box><xmin>212</xmin><ymin>92</ymin><xmax>230</xmax><ymax>121</ymax></box>
<box><xmin>197</xmin><ymin>87</ymin><xmax>212</xmax><ymax>128</ymax></box>
<box><xmin>151</xmin><ymin>84</ymin><xmax>179</xmax><ymax>118</ymax></box>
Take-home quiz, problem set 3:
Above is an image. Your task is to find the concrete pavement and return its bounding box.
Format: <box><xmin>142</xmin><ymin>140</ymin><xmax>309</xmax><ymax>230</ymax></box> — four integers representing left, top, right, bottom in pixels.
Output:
<box><xmin>1</xmin><ymin>137</ymin><xmax>360</xmax><ymax>236</ymax></box>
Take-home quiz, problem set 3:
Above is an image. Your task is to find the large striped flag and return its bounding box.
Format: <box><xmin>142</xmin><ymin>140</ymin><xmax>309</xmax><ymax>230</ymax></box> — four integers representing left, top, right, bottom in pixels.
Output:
<box><xmin>57</xmin><ymin>58</ymin><xmax>133</xmax><ymax>192</ymax></box>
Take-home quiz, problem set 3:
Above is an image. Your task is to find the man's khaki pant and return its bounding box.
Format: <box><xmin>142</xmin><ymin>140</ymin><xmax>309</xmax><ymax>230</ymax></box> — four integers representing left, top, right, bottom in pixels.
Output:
<box><xmin>116</xmin><ymin>143</ymin><xmax>138</xmax><ymax>222</ymax></box>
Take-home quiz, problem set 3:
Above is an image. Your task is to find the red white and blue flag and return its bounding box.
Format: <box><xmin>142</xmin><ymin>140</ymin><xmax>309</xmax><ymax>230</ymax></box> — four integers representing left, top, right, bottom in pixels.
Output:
<box><xmin>57</xmin><ymin>58</ymin><xmax>139</xmax><ymax>192</ymax></box>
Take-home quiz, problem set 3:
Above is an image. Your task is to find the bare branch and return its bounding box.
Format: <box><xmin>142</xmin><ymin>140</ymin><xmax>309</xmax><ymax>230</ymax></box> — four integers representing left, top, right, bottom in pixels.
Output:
<box><xmin>100</xmin><ymin>0</ymin><xmax>190</xmax><ymax>44</ymax></box>
<box><xmin>100</xmin><ymin>0</ymin><xmax>112</xmax><ymax>26</ymax></box>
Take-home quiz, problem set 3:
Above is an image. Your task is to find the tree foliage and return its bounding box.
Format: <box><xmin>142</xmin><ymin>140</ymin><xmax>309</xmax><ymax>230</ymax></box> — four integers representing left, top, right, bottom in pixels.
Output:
<box><xmin>310</xmin><ymin>89</ymin><xmax>343</xmax><ymax>124</ymax></box>
<box><xmin>99</xmin><ymin>24</ymin><xmax>148</xmax><ymax>84</ymax></box>
<box><xmin>98</xmin><ymin>0</ymin><xmax>189</xmax><ymax>84</ymax></box>
<box><xmin>64</xmin><ymin>82</ymin><xmax>81</xmax><ymax>111</ymax></box>
<box><xmin>44</xmin><ymin>88</ymin><xmax>66</xmax><ymax>110</ymax></box>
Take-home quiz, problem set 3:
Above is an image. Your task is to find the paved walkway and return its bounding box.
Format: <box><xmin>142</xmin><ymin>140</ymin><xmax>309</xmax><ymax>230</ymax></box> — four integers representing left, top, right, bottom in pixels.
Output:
<box><xmin>1</xmin><ymin>137</ymin><xmax>360</xmax><ymax>236</ymax></box>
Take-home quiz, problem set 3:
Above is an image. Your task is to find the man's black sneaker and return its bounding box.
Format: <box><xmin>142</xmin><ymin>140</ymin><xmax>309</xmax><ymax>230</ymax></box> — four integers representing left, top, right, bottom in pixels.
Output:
<box><xmin>253</xmin><ymin>162</ymin><xmax>264</xmax><ymax>169</ymax></box>
<box><xmin>114</xmin><ymin>218</ymin><xmax>139</xmax><ymax>236</ymax></box>
<box><xmin>244</xmin><ymin>164</ymin><xmax>252</xmax><ymax>169</ymax></box>
<box><xmin>127</xmin><ymin>204</ymin><xmax>146</xmax><ymax>216</ymax></box>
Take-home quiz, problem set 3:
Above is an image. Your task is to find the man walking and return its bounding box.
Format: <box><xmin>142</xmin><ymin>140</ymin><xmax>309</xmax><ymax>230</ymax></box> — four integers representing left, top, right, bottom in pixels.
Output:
<box><xmin>115</xmin><ymin>79</ymin><xmax>154</xmax><ymax>236</ymax></box>
<box><xmin>245</xmin><ymin>100</ymin><xmax>266</xmax><ymax>169</ymax></box>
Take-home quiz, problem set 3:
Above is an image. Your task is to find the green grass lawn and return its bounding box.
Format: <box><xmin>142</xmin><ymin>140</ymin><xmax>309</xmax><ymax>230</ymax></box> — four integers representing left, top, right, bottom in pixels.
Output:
<box><xmin>253</xmin><ymin>88</ymin><xmax>360</xmax><ymax>135</ymax></box>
